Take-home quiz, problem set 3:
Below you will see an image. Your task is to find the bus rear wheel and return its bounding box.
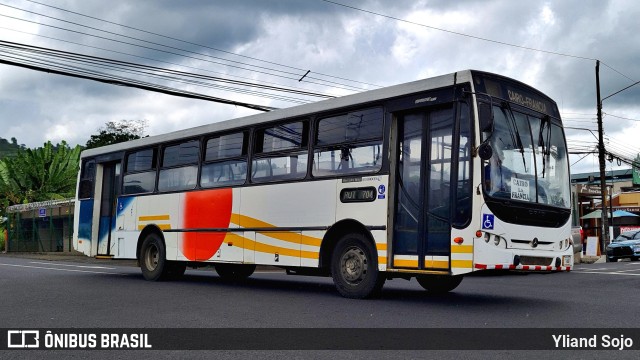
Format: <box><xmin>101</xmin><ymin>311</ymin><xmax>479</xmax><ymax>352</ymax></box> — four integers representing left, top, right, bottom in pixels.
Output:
<box><xmin>331</xmin><ymin>233</ymin><xmax>385</xmax><ymax>299</ymax></box>
<box><xmin>416</xmin><ymin>274</ymin><xmax>463</xmax><ymax>294</ymax></box>
<box><xmin>140</xmin><ymin>233</ymin><xmax>169</xmax><ymax>281</ymax></box>
<box><xmin>215</xmin><ymin>263</ymin><xmax>256</xmax><ymax>281</ymax></box>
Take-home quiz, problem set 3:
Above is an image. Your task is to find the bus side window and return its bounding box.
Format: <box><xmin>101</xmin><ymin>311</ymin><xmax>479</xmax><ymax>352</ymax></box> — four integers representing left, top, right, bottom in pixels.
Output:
<box><xmin>251</xmin><ymin>120</ymin><xmax>309</xmax><ymax>182</ymax></box>
<box><xmin>123</xmin><ymin>148</ymin><xmax>158</xmax><ymax>195</ymax></box>
<box><xmin>313</xmin><ymin>107</ymin><xmax>383</xmax><ymax>177</ymax></box>
<box><xmin>201</xmin><ymin>131</ymin><xmax>248</xmax><ymax>188</ymax></box>
<box><xmin>158</xmin><ymin>140</ymin><xmax>199</xmax><ymax>192</ymax></box>
<box><xmin>78</xmin><ymin>160</ymin><xmax>96</xmax><ymax>199</ymax></box>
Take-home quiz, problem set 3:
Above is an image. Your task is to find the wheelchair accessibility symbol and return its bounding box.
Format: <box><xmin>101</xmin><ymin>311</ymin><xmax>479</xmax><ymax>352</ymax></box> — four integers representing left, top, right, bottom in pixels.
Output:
<box><xmin>482</xmin><ymin>214</ymin><xmax>494</xmax><ymax>230</ymax></box>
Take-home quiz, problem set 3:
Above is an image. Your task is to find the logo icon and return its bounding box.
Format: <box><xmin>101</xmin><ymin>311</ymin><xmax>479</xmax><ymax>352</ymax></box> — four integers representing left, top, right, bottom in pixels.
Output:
<box><xmin>378</xmin><ymin>185</ymin><xmax>386</xmax><ymax>195</ymax></box>
<box><xmin>482</xmin><ymin>214</ymin><xmax>494</xmax><ymax>230</ymax></box>
<box><xmin>7</xmin><ymin>330</ymin><xmax>40</xmax><ymax>348</ymax></box>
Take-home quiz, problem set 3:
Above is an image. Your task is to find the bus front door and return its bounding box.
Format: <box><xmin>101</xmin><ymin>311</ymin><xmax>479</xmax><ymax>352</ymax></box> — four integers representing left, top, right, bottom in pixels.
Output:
<box><xmin>393</xmin><ymin>108</ymin><xmax>454</xmax><ymax>270</ymax></box>
<box><xmin>96</xmin><ymin>162</ymin><xmax>121</xmax><ymax>256</ymax></box>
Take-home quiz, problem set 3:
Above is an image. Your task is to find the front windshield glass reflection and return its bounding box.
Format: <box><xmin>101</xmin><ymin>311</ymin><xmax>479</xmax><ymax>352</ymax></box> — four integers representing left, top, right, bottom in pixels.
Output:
<box><xmin>483</xmin><ymin>105</ymin><xmax>570</xmax><ymax>208</ymax></box>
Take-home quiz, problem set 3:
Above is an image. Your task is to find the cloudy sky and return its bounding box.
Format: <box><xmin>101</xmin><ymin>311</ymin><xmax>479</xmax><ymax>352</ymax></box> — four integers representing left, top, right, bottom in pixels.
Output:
<box><xmin>0</xmin><ymin>0</ymin><xmax>639</xmax><ymax>175</ymax></box>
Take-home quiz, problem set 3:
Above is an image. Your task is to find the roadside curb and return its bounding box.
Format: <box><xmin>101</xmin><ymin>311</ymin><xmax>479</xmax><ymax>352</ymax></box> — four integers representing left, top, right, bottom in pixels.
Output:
<box><xmin>0</xmin><ymin>252</ymin><xmax>279</xmax><ymax>272</ymax></box>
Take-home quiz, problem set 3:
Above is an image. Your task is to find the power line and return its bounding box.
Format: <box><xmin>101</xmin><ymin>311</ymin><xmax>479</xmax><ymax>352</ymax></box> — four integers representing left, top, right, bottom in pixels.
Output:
<box><xmin>0</xmin><ymin>40</ymin><xmax>331</xmax><ymax>103</ymax></box>
<box><xmin>0</xmin><ymin>11</ymin><xmax>366</xmax><ymax>93</ymax></box>
<box><xmin>604</xmin><ymin>112</ymin><xmax>640</xmax><ymax>122</ymax></box>
<box><xmin>320</xmin><ymin>0</ymin><xmax>597</xmax><ymax>61</ymax></box>
<box><xmin>3</xmin><ymin>1</ymin><xmax>380</xmax><ymax>90</ymax></box>
<box><xmin>0</xmin><ymin>25</ymin><xmax>337</xmax><ymax>98</ymax></box>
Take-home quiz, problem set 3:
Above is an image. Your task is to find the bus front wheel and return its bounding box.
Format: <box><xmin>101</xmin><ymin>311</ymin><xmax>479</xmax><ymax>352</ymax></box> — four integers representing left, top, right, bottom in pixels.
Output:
<box><xmin>331</xmin><ymin>233</ymin><xmax>385</xmax><ymax>299</ymax></box>
<box><xmin>416</xmin><ymin>274</ymin><xmax>463</xmax><ymax>294</ymax></box>
<box><xmin>140</xmin><ymin>233</ymin><xmax>168</xmax><ymax>281</ymax></box>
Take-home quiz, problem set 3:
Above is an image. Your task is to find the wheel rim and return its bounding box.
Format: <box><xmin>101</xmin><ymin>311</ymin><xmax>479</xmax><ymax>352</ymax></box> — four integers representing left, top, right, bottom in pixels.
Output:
<box><xmin>144</xmin><ymin>243</ymin><xmax>159</xmax><ymax>271</ymax></box>
<box><xmin>340</xmin><ymin>246</ymin><xmax>368</xmax><ymax>285</ymax></box>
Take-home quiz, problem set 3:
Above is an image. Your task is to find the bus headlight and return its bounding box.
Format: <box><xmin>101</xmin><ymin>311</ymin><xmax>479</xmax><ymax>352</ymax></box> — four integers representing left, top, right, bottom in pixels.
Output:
<box><xmin>494</xmin><ymin>235</ymin><xmax>501</xmax><ymax>246</ymax></box>
<box><xmin>484</xmin><ymin>233</ymin><xmax>491</xmax><ymax>243</ymax></box>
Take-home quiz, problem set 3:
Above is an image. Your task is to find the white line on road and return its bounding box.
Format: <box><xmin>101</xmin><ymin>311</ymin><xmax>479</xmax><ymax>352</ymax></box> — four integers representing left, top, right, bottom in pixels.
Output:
<box><xmin>29</xmin><ymin>261</ymin><xmax>117</xmax><ymax>270</ymax></box>
<box><xmin>0</xmin><ymin>262</ymin><xmax>126</xmax><ymax>275</ymax></box>
<box><xmin>574</xmin><ymin>270</ymin><xmax>640</xmax><ymax>276</ymax></box>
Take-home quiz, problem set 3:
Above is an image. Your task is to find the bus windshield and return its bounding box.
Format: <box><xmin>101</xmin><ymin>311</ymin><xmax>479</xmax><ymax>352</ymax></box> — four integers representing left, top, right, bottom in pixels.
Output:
<box><xmin>483</xmin><ymin>104</ymin><xmax>570</xmax><ymax>209</ymax></box>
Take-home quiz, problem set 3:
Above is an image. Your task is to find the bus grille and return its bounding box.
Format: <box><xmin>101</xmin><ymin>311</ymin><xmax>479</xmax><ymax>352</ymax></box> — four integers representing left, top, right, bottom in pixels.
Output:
<box><xmin>519</xmin><ymin>256</ymin><xmax>553</xmax><ymax>266</ymax></box>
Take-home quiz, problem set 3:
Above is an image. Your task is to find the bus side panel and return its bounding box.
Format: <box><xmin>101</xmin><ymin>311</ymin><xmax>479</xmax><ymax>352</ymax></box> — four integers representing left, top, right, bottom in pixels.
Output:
<box><xmin>112</xmin><ymin>196</ymin><xmax>138</xmax><ymax>259</ymax></box>
<box><xmin>180</xmin><ymin>188</ymin><xmax>243</xmax><ymax>263</ymax></box>
<box><xmin>335</xmin><ymin>175</ymin><xmax>389</xmax><ymax>271</ymax></box>
<box><xmin>134</xmin><ymin>193</ymin><xmax>181</xmax><ymax>261</ymax></box>
<box><xmin>239</xmin><ymin>180</ymin><xmax>337</xmax><ymax>267</ymax></box>
<box><xmin>73</xmin><ymin>199</ymin><xmax>94</xmax><ymax>256</ymax></box>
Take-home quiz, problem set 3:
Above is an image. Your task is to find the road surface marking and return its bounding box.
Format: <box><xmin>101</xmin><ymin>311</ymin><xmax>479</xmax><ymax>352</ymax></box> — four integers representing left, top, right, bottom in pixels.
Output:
<box><xmin>0</xmin><ymin>262</ymin><xmax>126</xmax><ymax>275</ymax></box>
<box><xmin>29</xmin><ymin>261</ymin><xmax>117</xmax><ymax>270</ymax></box>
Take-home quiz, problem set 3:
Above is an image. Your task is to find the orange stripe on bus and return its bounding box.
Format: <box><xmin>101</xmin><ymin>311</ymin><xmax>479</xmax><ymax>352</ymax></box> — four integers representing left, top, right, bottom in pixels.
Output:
<box><xmin>228</xmin><ymin>234</ymin><xmax>319</xmax><ymax>259</ymax></box>
<box><xmin>231</xmin><ymin>213</ymin><xmax>322</xmax><ymax>247</ymax></box>
<box><xmin>138</xmin><ymin>224</ymin><xmax>172</xmax><ymax>231</ymax></box>
<box><xmin>424</xmin><ymin>260</ymin><xmax>449</xmax><ymax>269</ymax></box>
<box><xmin>393</xmin><ymin>259</ymin><xmax>419</xmax><ymax>268</ymax></box>
<box><xmin>375</xmin><ymin>243</ymin><xmax>387</xmax><ymax>251</ymax></box>
<box><xmin>139</xmin><ymin>215</ymin><xmax>170</xmax><ymax>221</ymax></box>
<box><xmin>451</xmin><ymin>245</ymin><xmax>473</xmax><ymax>253</ymax></box>
<box><xmin>451</xmin><ymin>260</ymin><xmax>473</xmax><ymax>268</ymax></box>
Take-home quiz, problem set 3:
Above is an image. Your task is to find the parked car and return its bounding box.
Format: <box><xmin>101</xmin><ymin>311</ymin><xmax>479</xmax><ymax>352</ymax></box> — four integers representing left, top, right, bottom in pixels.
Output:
<box><xmin>605</xmin><ymin>230</ymin><xmax>640</xmax><ymax>262</ymax></box>
<box><xmin>571</xmin><ymin>226</ymin><xmax>584</xmax><ymax>254</ymax></box>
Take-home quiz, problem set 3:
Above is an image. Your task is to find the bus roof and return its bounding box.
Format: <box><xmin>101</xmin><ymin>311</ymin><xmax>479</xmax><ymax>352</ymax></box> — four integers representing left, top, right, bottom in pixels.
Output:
<box><xmin>81</xmin><ymin>70</ymin><xmax>475</xmax><ymax>159</ymax></box>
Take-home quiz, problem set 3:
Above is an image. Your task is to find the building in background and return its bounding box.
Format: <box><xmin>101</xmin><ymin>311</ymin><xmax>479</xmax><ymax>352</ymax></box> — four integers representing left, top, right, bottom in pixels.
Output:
<box><xmin>571</xmin><ymin>169</ymin><xmax>640</xmax><ymax>243</ymax></box>
<box><xmin>5</xmin><ymin>199</ymin><xmax>74</xmax><ymax>252</ymax></box>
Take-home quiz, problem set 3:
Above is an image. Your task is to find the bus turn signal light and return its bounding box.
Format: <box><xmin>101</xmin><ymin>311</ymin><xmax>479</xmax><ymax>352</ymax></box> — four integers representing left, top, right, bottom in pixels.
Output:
<box><xmin>475</xmin><ymin>230</ymin><xmax>483</xmax><ymax>238</ymax></box>
<box><xmin>454</xmin><ymin>237</ymin><xmax>464</xmax><ymax>244</ymax></box>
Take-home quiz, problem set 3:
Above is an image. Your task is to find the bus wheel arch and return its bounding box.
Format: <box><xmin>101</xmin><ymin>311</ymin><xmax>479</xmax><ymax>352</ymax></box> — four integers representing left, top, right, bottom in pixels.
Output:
<box><xmin>137</xmin><ymin>226</ymin><xmax>185</xmax><ymax>281</ymax></box>
<box><xmin>320</xmin><ymin>219</ymin><xmax>374</xmax><ymax>271</ymax></box>
<box><xmin>322</xmin><ymin>220</ymin><xmax>385</xmax><ymax>298</ymax></box>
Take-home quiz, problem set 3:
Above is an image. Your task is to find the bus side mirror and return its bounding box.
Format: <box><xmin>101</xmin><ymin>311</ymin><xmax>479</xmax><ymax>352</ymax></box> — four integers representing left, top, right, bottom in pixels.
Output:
<box><xmin>478</xmin><ymin>102</ymin><xmax>493</xmax><ymax>132</ymax></box>
<box><xmin>478</xmin><ymin>142</ymin><xmax>493</xmax><ymax>160</ymax></box>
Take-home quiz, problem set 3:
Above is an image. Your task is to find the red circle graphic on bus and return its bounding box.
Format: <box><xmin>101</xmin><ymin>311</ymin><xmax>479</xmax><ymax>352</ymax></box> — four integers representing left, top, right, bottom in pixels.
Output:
<box><xmin>182</xmin><ymin>189</ymin><xmax>233</xmax><ymax>261</ymax></box>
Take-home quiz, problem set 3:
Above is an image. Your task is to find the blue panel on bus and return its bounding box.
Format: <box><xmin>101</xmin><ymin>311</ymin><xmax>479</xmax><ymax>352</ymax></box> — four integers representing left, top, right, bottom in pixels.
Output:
<box><xmin>116</xmin><ymin>196</ymin><xmax>134</xmax><ymax>216</ymax></box>
<box><xmin>78</xmin><ymin>199</ymin><xmax>94</xmax><ymax>240</ymax></box>
<box><xmin>481</xmin><ymin>214</ymin><xmax>495</xmax><ymax>230</ymax></box>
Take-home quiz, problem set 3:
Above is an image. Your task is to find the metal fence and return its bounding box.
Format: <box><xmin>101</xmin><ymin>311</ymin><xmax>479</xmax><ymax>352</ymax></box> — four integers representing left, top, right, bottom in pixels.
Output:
<box><xmin>5</xmin><ymin>199</ymin><xmax>74</xmax><ymax>252</ymax></box>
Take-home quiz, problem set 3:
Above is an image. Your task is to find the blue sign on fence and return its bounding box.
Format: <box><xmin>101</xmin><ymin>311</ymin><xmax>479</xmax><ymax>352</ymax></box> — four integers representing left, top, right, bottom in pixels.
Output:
<box><xmin>38</xmin><ymin>208</ymin><xmax>46</xmax><ymax>218</ymax></box>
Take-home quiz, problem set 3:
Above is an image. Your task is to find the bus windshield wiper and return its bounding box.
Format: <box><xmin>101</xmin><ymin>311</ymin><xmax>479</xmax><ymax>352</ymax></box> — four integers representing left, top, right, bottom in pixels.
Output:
<box><xmin>503</xmin><ymin>102</ymin><xmax>528</xmax><ymax>173</ymax></box>
<box><xmin>538</xmin><ymin>117</ymin><xmax>549</xmax><ymax>178</ymax></box>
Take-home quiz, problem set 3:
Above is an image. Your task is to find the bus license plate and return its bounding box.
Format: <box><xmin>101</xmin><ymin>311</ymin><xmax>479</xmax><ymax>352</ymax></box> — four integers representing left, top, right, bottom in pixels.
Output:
<box><xmin>562</xmin><ymin>255</ymin><xmax>571</xmax><ymax>266</ymax></box>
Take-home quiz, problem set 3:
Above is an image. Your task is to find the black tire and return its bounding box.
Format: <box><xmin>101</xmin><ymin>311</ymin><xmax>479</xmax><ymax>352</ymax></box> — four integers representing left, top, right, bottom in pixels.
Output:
<box><xmin>214</xmin><ymin>263</ymin><xmax>256</xmax><ymax>280</ymax></box>
<box><xmin>606</xmin><ymin>256</ymin><xmax>617</xmax><ymax>263</ymax></box>
<box><xmin>331</xmin><ymin>233</ymin><xmax>385</xmax><ymax>299</ymax></box>
<box><xmin>140</xmin><ymin>233</ymin><xmax>169</xmax><ymax>281</ymax></box>
<box><xmin>416</xmin><ymin>274</ymin><xmax>463</xmax><ymax>294</ymax></box>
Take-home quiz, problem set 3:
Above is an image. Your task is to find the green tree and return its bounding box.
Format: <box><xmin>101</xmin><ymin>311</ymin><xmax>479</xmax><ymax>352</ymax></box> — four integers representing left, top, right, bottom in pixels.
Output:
<box><xmin>0</xmin><ymin>141</ymin><xmax>81</xmax><ymax>206</ymax></box>
<box><xmin>85</xmin><ymin>120</ymin><xmax>146</xmax><ymax>149</ymax></box>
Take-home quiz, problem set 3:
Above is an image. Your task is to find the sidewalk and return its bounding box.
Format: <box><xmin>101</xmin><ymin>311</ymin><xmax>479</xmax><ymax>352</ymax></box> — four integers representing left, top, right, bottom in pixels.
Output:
<box><xmin>0</xmin><ymin>251</ymin><xmax>137</xmax><ymax>266</ymax></box>
<box><xmin>574</xmin><ymin>254</ymin><xmax>606</xmax><ymax>264</ymax></box>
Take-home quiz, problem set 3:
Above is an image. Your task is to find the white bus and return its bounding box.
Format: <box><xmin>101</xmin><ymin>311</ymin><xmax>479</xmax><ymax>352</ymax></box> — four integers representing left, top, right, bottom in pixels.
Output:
<box><xmin>73</xmin><ymin>70</ymin><xmax>573</xmax><ymax>298</ymax></box>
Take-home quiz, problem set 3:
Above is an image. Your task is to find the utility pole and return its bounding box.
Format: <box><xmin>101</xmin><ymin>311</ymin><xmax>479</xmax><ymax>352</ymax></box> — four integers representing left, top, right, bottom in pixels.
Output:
<box><xmin>595</xmin><ymin>60</ymin><xmax>609</xmax><ymax>254</ymax></box>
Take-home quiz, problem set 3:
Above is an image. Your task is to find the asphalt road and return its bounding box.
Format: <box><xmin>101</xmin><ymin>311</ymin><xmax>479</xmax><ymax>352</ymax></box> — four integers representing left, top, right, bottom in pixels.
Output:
<box><xmin>1</xmin><ymin>253</ymin><xmax>639</xmax><ymax>359</ymax></box>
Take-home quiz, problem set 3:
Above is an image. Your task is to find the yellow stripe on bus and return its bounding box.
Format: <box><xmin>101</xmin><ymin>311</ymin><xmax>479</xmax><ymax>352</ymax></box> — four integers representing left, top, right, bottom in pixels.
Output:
<box><xmin>139</xmin><ymin>215</ymin><xmax>170</xmax><ymax>221</ymax></box>
<box><xmin>451</xmin><ymin>245</ymin><xmax>473</xmax><ymax>253</ymax></box>
<box><xmin>424</xmin><ymin>260</ymin><xmax>449</xmax><ymax>269</ymax></box>
<box><xmin>226</xmin><ymin>233</ymin><xmax>319</xmax><ymax>259</ymax></box>
<box><xmin>451</xmin><ymin>260</ymin><xmax>473</xmax><ymax>268</ymax></box>
<box><xmin>138</xmin><ymin>224</ymin><xmax>171</xmax><ymax>231</ymax></box>
<box><xmin>231</xmin><ymin>213</ymin><xmax>322</xmax><ymax>247</ymax></box>
<box><xmin>393</xmin><ymin>259</ymin><xmax>419</xmax><ymax>268</ymax></box>
<box><xmin>375</xmin><ymin>243</ymin><xmax>387</xmax><ymax>251</ymax></box>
